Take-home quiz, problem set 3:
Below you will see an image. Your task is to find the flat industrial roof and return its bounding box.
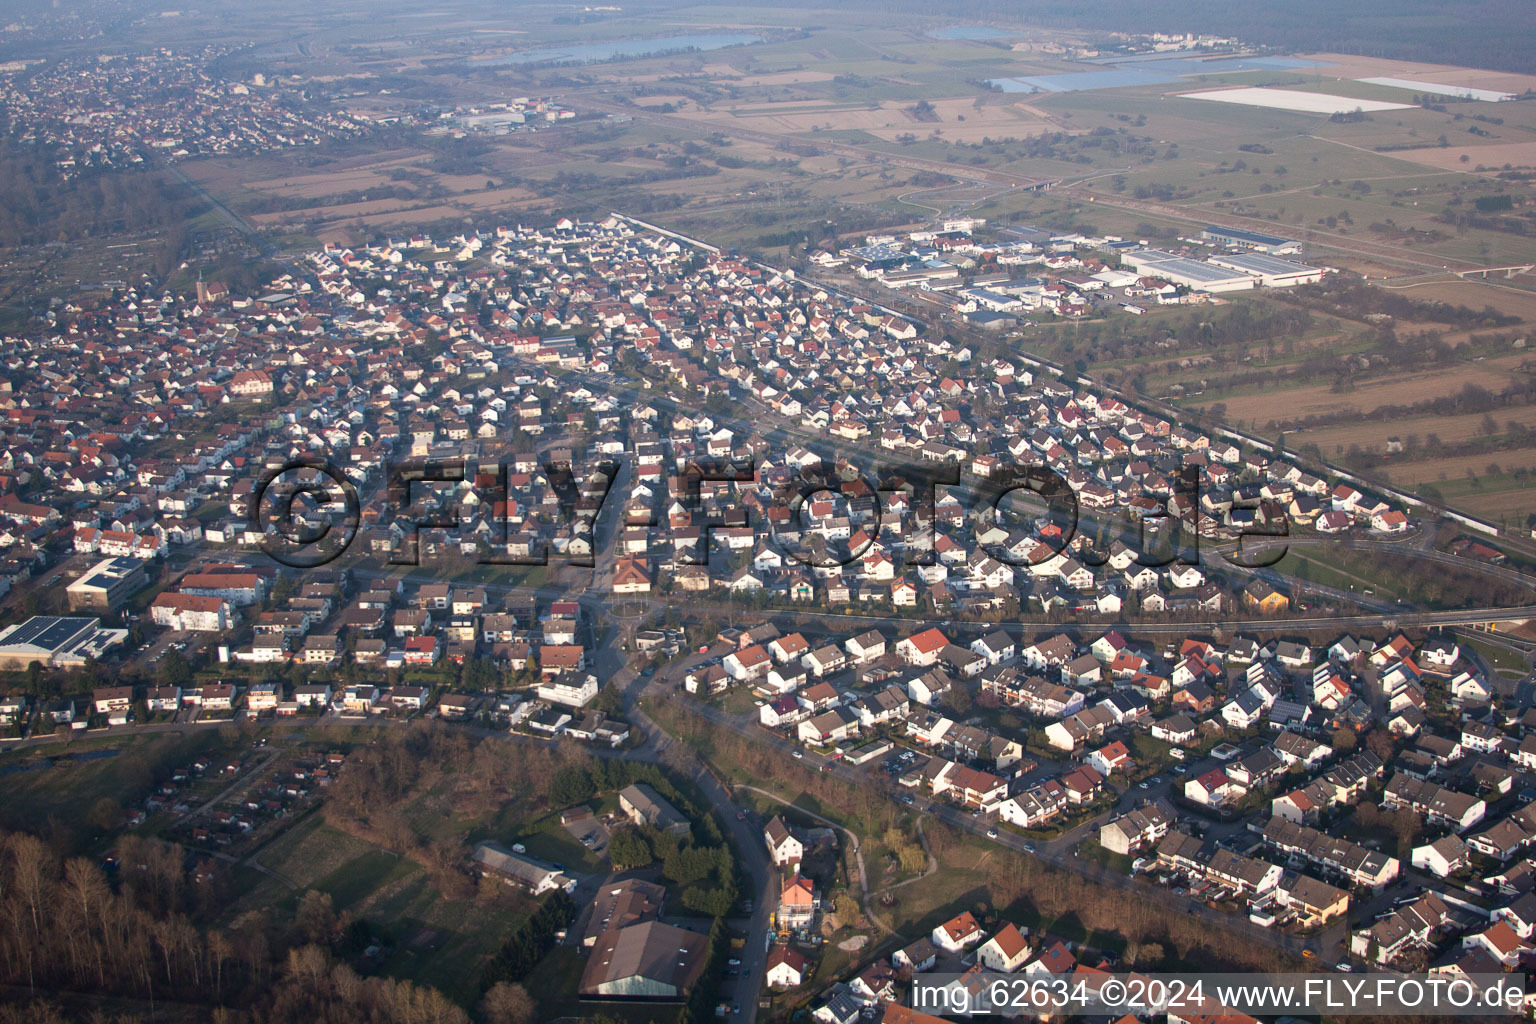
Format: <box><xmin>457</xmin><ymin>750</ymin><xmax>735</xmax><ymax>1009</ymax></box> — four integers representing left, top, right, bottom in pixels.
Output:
<box><xmin>1146</xmin><ymin>257</ymin><xmax>1253</xmax><ymax>285</ymax></box>
<box><xmin>70</xmin><ymin>556</ymin><xmax>144</xmax><ymax>587</ymax></box>
<box><xmin>1202</xmin><ymin>226</ymin><xmax>1294</xmax><ymax>247</ymax></box>
<box><xmin>0</xmin><ymin>616</ymin><xmax>97</xmax><ymax>653</ymax></box>
<box><xmin>1208</xmin><ymin>253</ymin><xmax>1319</xmax><ymax>277</ymax></box>
<box><xmin>963</xmin><ymin>288</ymin><xmax>1017</xmax><ymax>303</ymax></box>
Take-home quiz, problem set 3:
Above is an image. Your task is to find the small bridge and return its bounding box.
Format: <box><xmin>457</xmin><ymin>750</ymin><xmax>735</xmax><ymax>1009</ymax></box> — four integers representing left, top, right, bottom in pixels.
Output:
<box><xmin>1455</xmin><ymin>264</ymin><xmax>1535</xmax><ymax>279</ymax></box>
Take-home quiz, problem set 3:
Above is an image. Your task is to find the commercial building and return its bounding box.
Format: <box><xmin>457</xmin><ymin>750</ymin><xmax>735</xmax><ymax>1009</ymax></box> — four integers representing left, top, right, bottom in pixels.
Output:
<box><xmin>582</xmin><ymin>879</ymin><xmax>666</xmax><ymax>947</ymax></box>
<box><xmin>1120</xmin><ymin>250</ymin><xmax>1256</xmax><ymax>293</ymax></box>
<box><xmin>1206</xmin><ymin>252</ymin><xmax>1324</xmax><ymax>287</ymax></box>
<box><xmin>579</xmin><ymin>920</ymin><xmax>709</xmax><ymax>1000</ymax></box>
<box><xmin>1200</xmin><ymin>226</ymin><xmax>1303</xmax><ymax>255</ymax></box>
<box><xmin>66</xmin><ymin>557</ymin><xmax>149</xmax><ymax>611</ymax></box>
<box><xmin>0</xmin><ymin>616</ymin><xmax>128</xmax><ymax>669</ymax></box>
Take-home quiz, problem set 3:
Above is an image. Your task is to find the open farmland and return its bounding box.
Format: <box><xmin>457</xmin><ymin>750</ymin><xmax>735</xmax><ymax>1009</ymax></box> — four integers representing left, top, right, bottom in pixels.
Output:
<box><xmin>1383</xmin><ymin>448</ymin><xmax>1536</xmax><ymax>485</ymax></box>
<box><xmin>1300</xmin><ymin>52</ymin><xmax>1536</xmax><ymax>95</ymax></box>
<box><xmin>1186</xmin><ymin>355</ymin><xmax>1527</xmax><ymax>420</ymax></box>
<box><xmin>1299</xmin><ymin>407</ymin><xmax>1536</xmax><ymax>456</ymax></box>
<box><xmin>1393</xmin><ymin>142</ymin><xmax>1536</xmax><ymax>174</ymax></box>
<box><xmin>1152</xmin><ymin>276</ymin><xmax>1536</xmax><ymax>528</ymax></box>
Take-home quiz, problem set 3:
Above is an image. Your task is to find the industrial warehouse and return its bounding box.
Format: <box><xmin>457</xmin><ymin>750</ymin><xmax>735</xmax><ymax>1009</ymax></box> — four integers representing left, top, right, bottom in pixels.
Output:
<box><xmin>1207</xmin><ymin>251</ymin><xmax>1326</xmax><ymax>287</ymax></box>
<box><xmin>1199</xmin><ymin>225</ymin><xmax>1304</xmax><ymax>254</ymax></box>
<box><xmin>0</xmin><ymin>615</ymin><xmax>127</xmax><ymax>669</ymax></box>
<box><xmin>1121</xmin><ymin>246</ymin><xmax>1325</xmax><ymax>293</ymax></box>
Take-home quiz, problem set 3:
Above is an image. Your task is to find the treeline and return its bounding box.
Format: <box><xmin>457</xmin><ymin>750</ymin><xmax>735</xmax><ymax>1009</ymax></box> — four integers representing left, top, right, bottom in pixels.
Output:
<box><xmin>481</xmin><ymin>889</ymin><xmax>573</xmax><ymax>988</ymax></box>
<box><xmin>239</xmin><ymin>184</ymin><xmax>432</xmax><ymax>215</ymax></box>
<box><xmin>323</xmin><ymin>723</ymin><xmax>577</xmax><ymax>900</ymax></box>
<box><xmin>1189</xmin><ymin>326</ymin><xmax>1478</xmax><ymax>401</ymax></box>
<box><xmin>1273</xmin><ymin>378</ymin><xmax>1536</xmax><ymax>432</ymax></box>
<box><xmin>549</xmin><ymin>757</ymin><xmax>740</xmax><ymax>916</ymax></box>
<box><xmin>680</xmin><ymin>920</ymin><xmax>729</xmax><ymax>1024</ymax></box>
<box><xmin>945</xmin><ymin>129</ymin><xmax>1161</xmax><ymax>165</ymax></box>
<box><xmin>0</xmin><ymin>830</ymin><xmax>472</xmax><ymax>1023</ymax></box>
<box><xmin>713</xmin><ymin>153</ymin><xmax>801</xmax><ymax>171</ymax></box>
<box><xmin>0</xmin><ymin>139</ymin><xmax>196</xmax><ymax>276</ymax></box>
<box><xmin>1436</xmin><ymin>208</ymin><xmax>1535</xmax><ymax>236</ymax></box>
<box><xmin>1281</xmin><ymin>276</ymin><xmax>1521</xmax><ymax>329</ymax></box>
<box><xmin>1035</xmin><ymin>300</ymin><xmax>1315</xmax><ymax>374</ymax></box>
<box><xmin>820</xmin><ymin>0</ymin><xmax>1536</xmax><ymax>76</ymax></box>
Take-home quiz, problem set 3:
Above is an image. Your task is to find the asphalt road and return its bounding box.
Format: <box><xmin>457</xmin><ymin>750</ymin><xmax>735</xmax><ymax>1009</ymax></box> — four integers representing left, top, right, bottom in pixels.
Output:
<box><xmin>642</xmin><ymin>659</ymin><xmax>1346</xmax><ymax>964</ymax></box>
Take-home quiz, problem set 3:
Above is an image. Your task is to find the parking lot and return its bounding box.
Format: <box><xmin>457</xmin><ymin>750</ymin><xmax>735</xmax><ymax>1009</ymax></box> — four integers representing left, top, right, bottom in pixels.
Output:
<box><xmin>562</xmin><ymin>810</ymin><xmax>611</xmax><ymax>857</ymax></box>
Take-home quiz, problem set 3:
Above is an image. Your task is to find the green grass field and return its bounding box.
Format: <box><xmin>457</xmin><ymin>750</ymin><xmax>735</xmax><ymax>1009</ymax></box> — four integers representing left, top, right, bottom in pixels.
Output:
<box><xmin>0</xmin><ymin>730</ymin><xmax>234</xmax><ymax>846</ymax></box>
<box><xmin>237</xmin><ymin>814</ymin><xmax>537</xmax><ymax>1006</ymax></box>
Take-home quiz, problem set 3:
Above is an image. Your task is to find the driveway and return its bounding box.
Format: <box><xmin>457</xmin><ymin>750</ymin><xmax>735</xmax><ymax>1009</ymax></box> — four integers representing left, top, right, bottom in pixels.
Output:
<box><xmin>562</xmin><ymin>813</ymin><xmax>611</xmax><ymax>857</ymax></box>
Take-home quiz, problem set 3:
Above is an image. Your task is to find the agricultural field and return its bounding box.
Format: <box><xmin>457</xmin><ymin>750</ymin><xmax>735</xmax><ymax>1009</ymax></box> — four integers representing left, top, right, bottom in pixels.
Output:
<box><xmin>137</xmin><ymin>6</ymin><xmax>1536</xmax><ymax>277</ymax></box>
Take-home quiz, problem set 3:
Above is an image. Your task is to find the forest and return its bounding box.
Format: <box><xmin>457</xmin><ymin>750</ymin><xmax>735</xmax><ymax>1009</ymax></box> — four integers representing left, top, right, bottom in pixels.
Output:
<box><xmin>0</xmin><ymin>723</ymin><xmax>739</xmax><ymax>1024</ymax></box>
<box><xmin>0</xmin><ymin>140</ymin><xmax>197</xmax><ymax>257</ymax></box>
<box><xmin>0</xmin><ymin>828</ymin><xmax>486</xmax><ymax>1024</ymax></box>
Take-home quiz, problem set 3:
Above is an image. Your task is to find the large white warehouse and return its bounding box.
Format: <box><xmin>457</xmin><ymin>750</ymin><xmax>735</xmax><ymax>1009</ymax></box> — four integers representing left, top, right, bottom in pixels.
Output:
<box><xmin>1207</xmin><ymin>252</ymin><xmax>1324</xmax><ymax>287</ymax></box>
<box><xmin>1121</xmin><ymin>249</ymin><xmax>1256</xmax><ymax>294</ymax></box>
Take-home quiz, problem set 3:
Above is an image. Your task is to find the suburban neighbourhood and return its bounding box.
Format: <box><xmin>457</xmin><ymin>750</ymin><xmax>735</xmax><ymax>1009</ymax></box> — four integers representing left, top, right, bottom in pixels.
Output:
<box><xmin>4</xmin><ymin>2</ymin><xmax>1536</xmax><ymax>1021</ymax></box>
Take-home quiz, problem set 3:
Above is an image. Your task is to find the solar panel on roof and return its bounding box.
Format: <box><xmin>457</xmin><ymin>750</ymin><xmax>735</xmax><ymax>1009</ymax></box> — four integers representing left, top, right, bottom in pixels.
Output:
<box><xmin>5</xmin><ymin>616</ymin><xmax>95</xmax><ymax>650</ymax></box>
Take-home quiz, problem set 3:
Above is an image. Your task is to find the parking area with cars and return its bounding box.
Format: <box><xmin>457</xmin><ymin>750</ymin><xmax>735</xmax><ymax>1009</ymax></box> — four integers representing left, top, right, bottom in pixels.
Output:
<box><xmin>561</xmin><ymin>810</ymin><xmax>611</xmax><ymax>856</ymax></box>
